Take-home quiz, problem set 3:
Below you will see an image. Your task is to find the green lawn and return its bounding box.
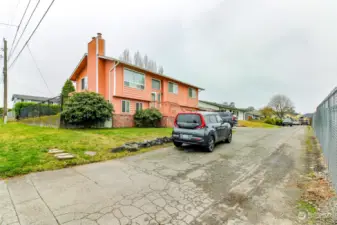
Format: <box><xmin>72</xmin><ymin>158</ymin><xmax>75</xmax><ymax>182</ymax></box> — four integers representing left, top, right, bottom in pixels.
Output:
<box><xmin>238</xmin><ymin>120</ymin><xmax>279</xmax><ymax>128</ymax></box>
<box><xmin>0</xmin><ymin>122</ymin><xmax>172</xmax><ymax>178</ymax></box>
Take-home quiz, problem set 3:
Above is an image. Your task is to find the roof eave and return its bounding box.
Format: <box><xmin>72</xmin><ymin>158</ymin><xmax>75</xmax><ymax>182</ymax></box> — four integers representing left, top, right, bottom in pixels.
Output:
<box><xmin>69</xmin><ymin>54</ymin><xmax>88</xmax><ymax>81</ymax></box>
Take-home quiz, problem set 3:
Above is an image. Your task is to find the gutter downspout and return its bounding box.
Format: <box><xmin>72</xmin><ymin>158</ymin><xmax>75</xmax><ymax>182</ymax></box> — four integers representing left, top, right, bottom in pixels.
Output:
<box><xmin>109</xmin><ymin>61</ymin><xmax>120</xmax><ymax>102</ymax></box>
<box><xmin>96</xmin><ymin>37</ymin><xmax>99</xmax><ymax>93</ymax></box>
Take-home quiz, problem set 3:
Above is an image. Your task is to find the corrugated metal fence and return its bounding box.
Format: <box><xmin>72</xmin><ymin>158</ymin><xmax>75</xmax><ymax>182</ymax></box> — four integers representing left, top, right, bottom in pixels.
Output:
<box><xmin>313</xmin><ymin>87</ymin><xmax>337</xmax><ymax>191</ymax></box>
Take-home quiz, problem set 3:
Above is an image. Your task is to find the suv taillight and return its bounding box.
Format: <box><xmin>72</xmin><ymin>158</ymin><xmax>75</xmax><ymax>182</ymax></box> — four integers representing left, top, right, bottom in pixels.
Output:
<box><xmin>174</xmin><ymin>114</ymin><xmax>179</xmax><ymax>128</ymax></box>
<box><xmin>195</xmin><ymin>114</ymin><xmax>206</xmax><ymax>129</ymax></box>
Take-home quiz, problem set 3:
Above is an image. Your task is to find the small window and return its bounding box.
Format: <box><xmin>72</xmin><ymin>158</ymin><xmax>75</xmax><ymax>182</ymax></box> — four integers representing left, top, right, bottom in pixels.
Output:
<box><xmin>188</xmin><ymin>88</ymin><xmax>197</xmax><ymax>98</ymax></box>
<box><xmin>122</xmin><ymin>100</ymin><xmax>130</xmax><ymax>113</ymax></box>
<box><xmin>152</xmin><ymin>79</ymin><xmax>161</xmax><ymax>90</ymax></box>
<box><xmin>216</xmin><ymin>115</ymin><xmax>223</xmax><ymax>123</ymax></box>
<box><xmin>81</xmin><ymin>77</ymin><xmax>88</xmax><ymax>90</ymax></box>
<box><xmin>157</xmin><ymin>93</ymin><xmax>161</xmax><ymax>102</ymax></box>
<box><xmin>168</xmin><ymin>82</ymin><xmax>178</xmax><ymax>94</ymax></box>
<box><xmin>209</xmin><ymin>115</ymin><xmax>217</xmax><ymax>123</ymax></box>
<box><xmin>136</xmin><ymin>102</ymin><xmax>143</xmax><ymax>112</ymax></box>
<box><xmin>204</xmin><ymin>115</ymin><xmax>210</xmax><ymax>124</ymax></box>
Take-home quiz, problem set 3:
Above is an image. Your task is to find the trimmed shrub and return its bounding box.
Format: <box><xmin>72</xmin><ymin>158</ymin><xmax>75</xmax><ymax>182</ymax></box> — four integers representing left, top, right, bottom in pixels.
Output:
<box><xmin>61</xmin><ymin>92</ymin><xmax>113</xmax><ymax>127</ymax></box>
<box><xmin>264</xmin><ymin>117</ymin><xmax>283</xmax><ymax>126</ymax></box>
<box><xmin>134</xmin><ymin>108</ymin><xmax>162</xmax><ymax>127</ymax></box>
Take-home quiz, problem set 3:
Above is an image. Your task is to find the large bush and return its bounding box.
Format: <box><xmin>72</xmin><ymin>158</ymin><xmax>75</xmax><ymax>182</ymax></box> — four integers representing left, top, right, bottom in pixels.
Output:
<box><xmin>61</xmin><ymin>92</ymin><xmax>113</xmax><ymax>127</ymax></box>
<box><xmin>134</xmin><ymin>108</ymin><xmax>162</xmax><ymax>127</ymax></box>
<box><xmin>14</xmin><ymin>102</ymin><xmax>60</xmax><ymax>119</ymax></box>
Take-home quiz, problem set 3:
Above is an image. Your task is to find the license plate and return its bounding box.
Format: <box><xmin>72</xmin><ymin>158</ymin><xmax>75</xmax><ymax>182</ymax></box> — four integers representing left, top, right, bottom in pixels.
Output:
<box><xmin>181</xmin><ymin>134</ymin><xmax>191</xmax><ymax>140</ymax></box>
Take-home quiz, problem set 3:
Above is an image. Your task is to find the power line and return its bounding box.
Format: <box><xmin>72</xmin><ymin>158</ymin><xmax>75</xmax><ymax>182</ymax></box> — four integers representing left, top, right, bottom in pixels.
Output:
<box><xmin>9</xmin><ymin>0</ymin><xmax>32</xmax><ymax>58</ymax></box>
<box><xmin>26</xmin><ymin>44</ymin><xmax>53</xmax><ymax>95</ymax></box>
<box><xmin>8</xmin><ymin>0</ymin><xmax>56</xmax><ymax>70</ymax></box>
<box><xmin>0</xmin><ymin>23</ymin><xmax>18</xmax><ymax>28</ymax></box>
<box><xmin>4</xmin><ymin>0</ymin><xmax>21</xmax><ymax>38</ymax></box>
<box><xmin>10</xmin><ymin>0</ymin><xmax>41</xmax><ymax>59</ymax></box>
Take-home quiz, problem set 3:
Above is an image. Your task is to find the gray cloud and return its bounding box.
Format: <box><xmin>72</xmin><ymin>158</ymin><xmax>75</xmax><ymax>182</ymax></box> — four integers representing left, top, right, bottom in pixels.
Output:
<box><xmin>1</xmin><ymin>0</ymin><xmax>336</xmax><ymax>113</ymax></box>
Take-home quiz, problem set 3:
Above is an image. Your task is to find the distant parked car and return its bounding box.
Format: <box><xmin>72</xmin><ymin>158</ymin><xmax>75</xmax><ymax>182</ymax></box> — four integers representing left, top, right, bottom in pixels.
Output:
<box><xmin>172</xmin><ymin>112</ymin><xmax>232</xmax><ymax>152</ymax></box>
<box><xmin>282</xmin><ymin>118</ymin><xmax>293</xmax><ymax>126</ymax></box>
<box><xmin>218</xmin><ymin>112</ymin><xmax>237</xmax><ymax>127</ymax></box>
<box><xmin>292</xmin><ymin>120</ymin><xmax>300</xmax><ymax>125</ymax></box>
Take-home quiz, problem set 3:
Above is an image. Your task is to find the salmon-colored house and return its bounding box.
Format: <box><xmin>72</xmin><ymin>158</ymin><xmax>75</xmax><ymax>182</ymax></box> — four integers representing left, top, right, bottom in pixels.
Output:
<box><xmin>70</xmin><ymin>33</ymin><xmax>204</xmax><ymax>127</ymax></box>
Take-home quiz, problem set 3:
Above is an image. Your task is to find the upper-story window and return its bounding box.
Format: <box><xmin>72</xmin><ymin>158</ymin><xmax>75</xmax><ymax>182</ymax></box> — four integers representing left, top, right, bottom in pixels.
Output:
<box><xmin>81</xmin><ymin>77</ymin><xmax>88</xmax><ymax>90</ymax></box>
<box><xmin>124</xmin><ymin>69</ymin><xmax>145</xmax><ymax>90</ymax></box>
<box><xmin>152</xmin><ymin>79</ymin><xmax>161</xmax><ymax>90</ymax></box>
<box><xmin>188</xmin><ymin>87</ymin><xmax>197</xmax><ymax>98</ymax></box>
<box><xmin>168</xmin><ymin>82</ymin><xmax>178</xmax><ymax>94</ymax></box>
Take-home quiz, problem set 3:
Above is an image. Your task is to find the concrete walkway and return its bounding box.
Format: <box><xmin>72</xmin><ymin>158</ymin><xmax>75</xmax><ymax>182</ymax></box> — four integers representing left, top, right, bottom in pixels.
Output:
<box><xmin>0</xmin><ymin>127</ymin><xmax>305</xmax><ymax>225</ymax></box>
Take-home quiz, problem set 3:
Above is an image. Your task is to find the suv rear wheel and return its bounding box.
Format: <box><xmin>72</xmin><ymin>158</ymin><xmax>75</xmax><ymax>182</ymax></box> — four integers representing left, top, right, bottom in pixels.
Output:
<box><xmin>225</xmin><ymin>130</ymin><xmax>232</xmax><ymax>143</ymax></box>
<box><xmin>174</xmin><ymin>141</ymin><xmax>182</xmax><ymax>148</ymax></box>
<box><xmin>205</xmin><ymin>135</ymin><xmax>215</xmax><ymax>152</ymax></box>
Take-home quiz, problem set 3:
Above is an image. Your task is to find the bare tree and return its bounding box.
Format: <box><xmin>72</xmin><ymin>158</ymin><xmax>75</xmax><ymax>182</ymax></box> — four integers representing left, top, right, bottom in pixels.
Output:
<box><xmin>229</xmin><ymin>102</ymin><xmax>235</xmax><ymax>108</ymax></box>
<box><xmin>246</xmin><ymin>106</ymin><xmax>255</xmax><ymax>111</ymax></box>
<box><xmin>133</xmin><ymin>51</ymin><xmax>144</xmax><ymax>67</ymax></box>
<box><xmin>158</xmin><ymin>66</ymin><xmax>164</xmax><ymax>74</ymax></box>
<box><xmin>148</xmin><ymin>60</ymin><xmax>157</xmax><ymax>72</ymax></box>
<box><xmin>268</xmin><ymin>94</ymin><xmax>294</xmax><ymax>119</ymax></box>
<box><xmin>143</xmin><ymin>55</ymin><xmax>149</xmax><ymax>69</ymax></box>
<box><xmin>119</xmin><ymin>49</ymin><xmax>132</xmax><ymax>64</ymax></box>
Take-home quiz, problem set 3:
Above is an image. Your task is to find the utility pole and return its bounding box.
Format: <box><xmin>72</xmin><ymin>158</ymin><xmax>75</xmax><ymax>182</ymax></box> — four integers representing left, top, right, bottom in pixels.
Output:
<box><xmin>3</xmin><ymin>38</ymin><xmax>7</xmax><ymax>124</ymax></box>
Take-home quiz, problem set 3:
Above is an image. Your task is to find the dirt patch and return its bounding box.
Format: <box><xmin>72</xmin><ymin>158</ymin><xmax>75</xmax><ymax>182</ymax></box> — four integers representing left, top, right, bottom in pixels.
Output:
<box><xmin>296</xmin><ymin>127</ymin><xmax>336</xmax><ymax>224</ymax></box>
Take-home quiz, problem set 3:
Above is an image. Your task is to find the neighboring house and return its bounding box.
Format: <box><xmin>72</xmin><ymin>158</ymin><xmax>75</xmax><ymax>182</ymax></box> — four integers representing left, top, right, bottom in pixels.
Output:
<box><xmin>245</xmin><ymin>110</ymin><xmax>262</xmax><ymax>120</ymax></box>
<box><xmin>12</xmin><ymin>94</ymin><xmax>59</xmax><ymax>104</ymax></box>
<box><xmin>198</xmin><ymin>100</ymin><xmax>247</xmax><ymax>120</ymax></box>
<box><xmin>69</xmin><ymin>33</ymin><xmax>204</xmax><ymax>127</ymax></box>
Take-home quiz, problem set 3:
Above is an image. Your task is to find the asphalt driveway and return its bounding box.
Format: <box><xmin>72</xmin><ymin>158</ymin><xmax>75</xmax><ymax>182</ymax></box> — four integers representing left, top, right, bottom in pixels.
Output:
<box><xmin>0</xmin><ymin>126</ymin><xmax>305</xmax><ymax>225</ymax></box>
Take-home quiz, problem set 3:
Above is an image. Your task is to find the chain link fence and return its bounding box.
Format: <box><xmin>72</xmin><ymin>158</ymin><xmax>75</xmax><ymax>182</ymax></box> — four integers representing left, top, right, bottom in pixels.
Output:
<box><xmin>313</xmin><ymin>87</ymin><xmax>337</xmax><ymax>191</ymax></box>
<box><xmin>17</xmin><ymin>96</ymin><xmax>62</xmax><ymax>119</ymax></box>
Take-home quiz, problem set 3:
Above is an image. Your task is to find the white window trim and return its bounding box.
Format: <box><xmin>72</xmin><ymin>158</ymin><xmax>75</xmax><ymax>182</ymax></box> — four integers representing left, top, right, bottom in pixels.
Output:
<box><xmin>123</xmin><ymin>68</ymin><xmax>146</xmax><ymax>90</ymax></box>
<box><xmin>151</xmin><ymin>78</ymin><xmax>161</xmax><ymax>90</ymax></box>
<box><xmin>168</xmin><ymin>82</ymin><xmax>178</xmax><ymax>94</ymax></box>
<box><xmin>121</xmin><ymin>100</ymin><xmax>130</xmax><ymax>113</ymax></box>
<box><xmin>188</xmin><ymin>87</ymin><xmax>197</xmax><ymax>98</ymax></box>
<box><xmin>136</xmin><ymin>102</ymin><xmax>143</xmax><ymax>111</ymax></box>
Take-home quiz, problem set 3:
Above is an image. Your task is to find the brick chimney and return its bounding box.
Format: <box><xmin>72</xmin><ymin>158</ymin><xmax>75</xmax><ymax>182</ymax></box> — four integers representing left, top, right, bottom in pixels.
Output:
<box><xmin>87</xmin><ymin>33</ymin><xmax>105</xmax><ymax>93</ymax></box>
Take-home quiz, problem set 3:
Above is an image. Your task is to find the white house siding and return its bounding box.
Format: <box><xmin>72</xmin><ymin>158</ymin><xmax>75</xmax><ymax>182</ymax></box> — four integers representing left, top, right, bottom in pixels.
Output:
<box><xmin>238</xmin><ymin>111</ymin><xmax>245</xmax><ymax>120</ymax></box>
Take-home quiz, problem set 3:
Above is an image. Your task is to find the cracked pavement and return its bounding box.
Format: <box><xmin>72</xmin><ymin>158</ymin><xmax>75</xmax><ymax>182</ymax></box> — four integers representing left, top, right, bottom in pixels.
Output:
<box><xmin>0</xmin><ymin>127</ymin><xmax>306</xmax><ymax>225</ymax></box>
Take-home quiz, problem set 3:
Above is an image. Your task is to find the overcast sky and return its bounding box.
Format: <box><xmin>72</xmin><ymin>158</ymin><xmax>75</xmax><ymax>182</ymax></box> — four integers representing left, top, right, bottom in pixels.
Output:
<box><xmin>1</xmin><ymin>0</ymin><xmax>336</xmax><ymax>113</ymax></box>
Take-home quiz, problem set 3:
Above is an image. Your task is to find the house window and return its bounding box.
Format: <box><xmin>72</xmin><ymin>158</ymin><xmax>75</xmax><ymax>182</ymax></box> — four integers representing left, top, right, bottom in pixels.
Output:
<box><xmin>136</xmin><ymin>102</ymin><xmax>143</xmax><ymax>112</ymax></box>
<box><xmin>81</xmin><ymin>77</ymin><xmax>88</xmax><ymax>90</ymax></box>
<box><xmin>124</xmin><ymin>69</ymin><xmax>145</xmax><ymax>90</ymax></box>
<box><xmin>152</xmin><ymin>79</ymin><xmax>161</xmax><ymax>90</ymax></box>
<box><xmin>168</xmin><ymin>82</ymin><xmax>178</xmax><ymax>94</ymax></box>
<box><xmin>122</xmin><ymin>100</ymin><xmax>130</xmax><ymax>113</ymax></box>
<box><xmin>188</xmin><ymin>88</ymin><xmax>197</xmax><ymax>98</ymax></box>
<box><xmin>157</xmin><ymin>93</ymin><xmax>161</xmax><ymax>103</ymax></box>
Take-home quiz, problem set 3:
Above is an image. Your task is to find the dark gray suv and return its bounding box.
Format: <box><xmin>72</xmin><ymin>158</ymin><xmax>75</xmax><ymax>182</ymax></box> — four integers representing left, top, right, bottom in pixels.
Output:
<box><xmin>172</xmin><ymin>112</ymin><xmax>232</xmax><ymax>152</ymax></box>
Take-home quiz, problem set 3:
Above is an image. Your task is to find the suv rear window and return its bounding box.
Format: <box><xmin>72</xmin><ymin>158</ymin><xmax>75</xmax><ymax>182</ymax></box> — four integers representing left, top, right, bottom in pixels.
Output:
<box><xmin>177</xmin><ymin>114</ymin><xmax>201</xmax><ymax>125</ymax></box>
